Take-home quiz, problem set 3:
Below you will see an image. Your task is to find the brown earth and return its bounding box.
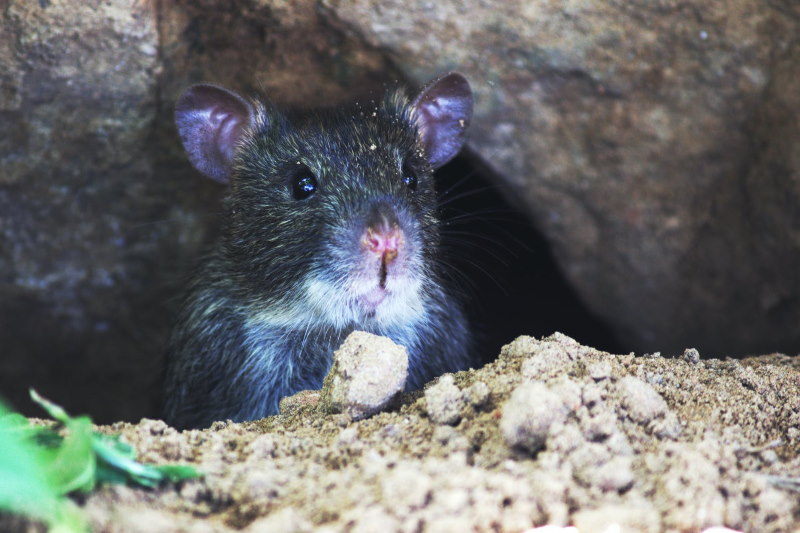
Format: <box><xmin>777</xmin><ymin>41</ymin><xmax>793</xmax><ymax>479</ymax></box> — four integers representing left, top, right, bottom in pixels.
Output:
<box><xmin>7</xmin><ymin>333</ymin><xmax>798</xmax><ymax>532</ymax></box>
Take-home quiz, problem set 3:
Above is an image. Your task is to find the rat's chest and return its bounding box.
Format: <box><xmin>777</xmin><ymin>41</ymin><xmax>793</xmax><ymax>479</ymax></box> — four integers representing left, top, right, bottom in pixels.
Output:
<box><xmin>241</xmin><ymin>319</ymin><xmax>422</xmax><ymax>383</ymax></box>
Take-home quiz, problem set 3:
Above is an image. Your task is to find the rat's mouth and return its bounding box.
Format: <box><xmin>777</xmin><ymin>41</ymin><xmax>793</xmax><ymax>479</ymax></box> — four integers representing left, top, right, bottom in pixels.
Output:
<box><xmin>354</xmin><ymin>252</ymin><xmax>400</xmax><ymax>315</ymax></box>
<box><xmin>358</xmin><ymin>286</ymin><xmax>389</xmax><ymax>313</ymax></box>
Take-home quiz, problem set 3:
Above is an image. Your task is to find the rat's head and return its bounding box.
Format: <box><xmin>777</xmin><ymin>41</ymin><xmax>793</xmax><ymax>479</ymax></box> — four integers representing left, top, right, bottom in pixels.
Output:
<box><xmin>175</xmin><ymin>73</ymin><xmax>472</xmax><ymax>330</ymax></box>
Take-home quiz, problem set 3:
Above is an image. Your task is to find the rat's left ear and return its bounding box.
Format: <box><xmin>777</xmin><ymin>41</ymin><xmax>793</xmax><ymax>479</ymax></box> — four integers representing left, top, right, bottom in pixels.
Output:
<box><xmin>411</xmin><ymin>72</ymin><xmax>473</xmax><ymax>169</ymax></box>
<box><xmin>175</xmin><ymin>84</ymin><xmax>255</xmax><ymax>184</ymax></box>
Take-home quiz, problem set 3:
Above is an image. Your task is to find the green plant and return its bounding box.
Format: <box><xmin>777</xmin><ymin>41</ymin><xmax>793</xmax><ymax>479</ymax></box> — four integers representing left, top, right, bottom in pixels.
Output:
<box><xmin>0</xmin><ymin>390</ymin><xmax>200</xmax><ymax>532</ymax></box>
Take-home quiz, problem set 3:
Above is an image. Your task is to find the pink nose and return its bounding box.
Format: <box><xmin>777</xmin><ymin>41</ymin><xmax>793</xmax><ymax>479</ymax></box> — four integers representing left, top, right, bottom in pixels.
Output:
<box><xmin>363</xmin><ymin>225</ymin><xmax>403</xmax><ymax>263</ymax></box>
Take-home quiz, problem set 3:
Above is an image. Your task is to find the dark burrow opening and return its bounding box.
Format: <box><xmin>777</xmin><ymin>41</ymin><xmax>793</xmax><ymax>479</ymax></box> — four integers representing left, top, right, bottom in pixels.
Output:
<box><xmin>436</xmin><ymin>153</ymin><xmax>623</xmax><ymax>366</ymax></box>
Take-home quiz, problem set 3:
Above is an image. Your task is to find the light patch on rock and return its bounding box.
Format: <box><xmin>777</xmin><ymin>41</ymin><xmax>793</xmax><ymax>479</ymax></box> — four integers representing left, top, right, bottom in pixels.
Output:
<box><xmin>501</xmin><ymin>382</ymin><xmax>570</xmax><ymax>452</ymax></box>
<box><xmin>424</xmin><ymin>374</ymin><xmax>465</xmax><ymax>425</ymax></box>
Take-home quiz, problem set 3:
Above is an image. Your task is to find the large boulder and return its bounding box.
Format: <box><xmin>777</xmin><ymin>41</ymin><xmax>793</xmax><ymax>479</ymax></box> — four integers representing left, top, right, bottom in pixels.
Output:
<box><xmin>323</xmin><ymin>0</ymin><xmax>800</xmax><ymax>356</ymax></box>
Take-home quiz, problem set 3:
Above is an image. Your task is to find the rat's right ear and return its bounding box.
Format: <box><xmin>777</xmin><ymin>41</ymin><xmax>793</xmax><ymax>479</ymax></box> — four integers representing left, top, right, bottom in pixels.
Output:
<box><xmin>411</xmin><ymin>72</ymin><xmax>473</xmax><ymax>169</ymax></box>
<box><xmin>175</xmin><ymin>84</ymin><xmax>254</xmax><ymax>184</ymax></box>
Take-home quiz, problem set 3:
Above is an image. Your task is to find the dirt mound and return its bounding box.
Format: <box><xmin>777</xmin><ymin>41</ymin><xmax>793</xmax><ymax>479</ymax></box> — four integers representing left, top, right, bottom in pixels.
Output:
<box><xmin>11</xmin><ymin>333</ymin><xmax>800</xmax><ymax>532</ymax></box>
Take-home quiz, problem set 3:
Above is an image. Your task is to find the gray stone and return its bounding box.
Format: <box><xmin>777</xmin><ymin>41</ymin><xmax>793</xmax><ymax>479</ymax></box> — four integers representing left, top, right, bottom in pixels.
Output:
<box><xmin>323</xmin><ymin>0</ymin><xmax>800</xmax><ymax>357</ymax></box>
<box><xmin>618</xmin><ymin>376</ymin><xmax>669</xmax><ymax>424</ymax></box>
<box><xmin>319</xmin><ymin>331</ymin><xmax>409</xmax><ymax>421</ymax></box>
<box><xmin>501</xmin><ymin>382</ymin><xmax>569</xmax><ymax>453</ymax></box>
<box><xmin>424</xmin><ymin>374</ymin><xmax>466</xmax><ymax>426</ymax></box>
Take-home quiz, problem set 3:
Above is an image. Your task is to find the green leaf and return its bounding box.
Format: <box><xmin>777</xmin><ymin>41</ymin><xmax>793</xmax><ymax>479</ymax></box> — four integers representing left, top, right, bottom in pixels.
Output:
<box><xmin>0</xmin><ymin>412</ymin><xmax>31</xmax><ymax>429</ymax></box>
<box><xmin>30</xmin><ymin>389</ymin><xmax>72</xmax><ymax>424</ymax></box>
<box><xmin>0</xmin><ymin>389</ymin><xmax>202</xmax><ymax>532</ymax></box>
<box><xmin>92</xmin><ymin>433</ymin><xmax>200</xmax><ymax>487</ymax></box>
<box><xmin>29</xmin><ymin>389</ymin><xmax>201</xmax><ymax>489</ymax></box>
<box><xmin>0</xmin><ymin>400</ymin><xmax>88</xmax><ymax>533</ymax></box>
<box><xmin>0</xmin><ymin>403</ymin><xmax>56</xmax><ymax>514</ymax></box>
<box><xmin>29</xmin><ymin>391</ymin><xmax>98</xmax><ymax>494</ymax></box>
<box><xmin>93</xmin><ymin>436</ymin><xmax>163</xmax><ymax>487</ymax></box>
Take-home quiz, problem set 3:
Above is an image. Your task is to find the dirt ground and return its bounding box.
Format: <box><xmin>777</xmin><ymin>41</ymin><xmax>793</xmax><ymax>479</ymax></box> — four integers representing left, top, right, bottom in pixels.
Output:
<box><xmin>10</xmin><ymin>333</ymin><xmax>800</xmax><ymax>532</ymax></box>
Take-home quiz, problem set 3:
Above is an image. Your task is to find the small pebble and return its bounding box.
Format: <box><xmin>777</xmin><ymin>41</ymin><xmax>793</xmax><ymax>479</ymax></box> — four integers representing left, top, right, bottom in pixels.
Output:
<box><xmin>319</xmin><ymin>331</ymin><xmax>408</xmax><ymax>420</ymax></box>
<box><xmin>501</xmin><ymin>382</ymin><xmax>569</xmax><ymax>452</ymax></box>
<box><xmin>425</xmin><ymin>374</ymin><xmax>465</xmax><ymax>425</ymax></box>
<box><xmin>618</xmin><ymin>376</ymin><xmax>669</xmax><ymax>423</ymax></box>
<box><xmin>587</xmin><ymin>360</ymin><xmax>612</xmax><ymax>381</ymax></box>
<box><xmin>245</xmin><ymin>507</ymin><xmax>311</xmax><ymax>533</ymax></box>
<box><xmin>682</xmin><ymin>348</ymin><xmax>700</xmax><ymax>364</ymax></box>
<box><xmin>594</xmin><ymin>456</ymin><xmax>635</xmax><ymax>492</ymax></box>
<box><xmin>521</xmin><ymin>342</ymin><xmax>573</xmax><ymax>378</ymax></box>
<box><xmin>466</xmin><ymin>381</ymin><xmax>490</xmax><ymax>407</ymax></box>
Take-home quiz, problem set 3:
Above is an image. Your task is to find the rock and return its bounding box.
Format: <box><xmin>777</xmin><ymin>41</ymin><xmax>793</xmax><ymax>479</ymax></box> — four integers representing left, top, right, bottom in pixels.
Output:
<box><xmin>4</xmin><ymin>0</ymin><xmax>800</xmax><ymax>426</ymax></box>
<box><xmin>682</xmin><ymin>348</ymin><xmax>701</xmax><ymax>364</ymax></box>
<box><xmin>319</xmin><ymin>331</ymin><xmax>409</xmax><ymax>421</ymax></box>
<box><xmin>322</xmin><ymin>0</ymin><xmax>800</xmax><ymax>357</ymax></box>
<box><xmin>587</xmin><ymin>360</ymin><xmax>612</xmax><ymax>381</ymax></box>
<box><xmin>617</xmin><ymin>376</ymin><xmax>669</xmax><ymax>424</ymax></box>
<box><xmin>465</xmin><ymin>381</ymin><xmax>490</xmax><ymax>408</ymax></box>
<box><xmin>500</xmin><ymin>382</ymin><xmax>569</xmax><ymax>453</ymax></box>
<box><xmin>1</xmin><ymin>0</ymin><xmax>163</xmax><ymax>422</ymax></box>
<box><xmin>424</xmin><ymin>374</ymin><xmax>466</xmax><ymax>426</ymax></box>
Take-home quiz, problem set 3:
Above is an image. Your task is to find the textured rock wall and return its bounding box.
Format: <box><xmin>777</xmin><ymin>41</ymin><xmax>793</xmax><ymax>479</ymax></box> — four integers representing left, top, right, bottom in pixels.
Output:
<box><xmin>323</xmin><ymin>0</ymin><xmax>800</xmax><ymax>356</ymax></box>
<box><xmin>0</xmin><ymin>0</ymin><xmax>394</xmax><ymax>421</ymax></box>
<box><xmin>1</xmin><ymin>0</ymin><xmax>798</xmax><ymax>421</ymax></box>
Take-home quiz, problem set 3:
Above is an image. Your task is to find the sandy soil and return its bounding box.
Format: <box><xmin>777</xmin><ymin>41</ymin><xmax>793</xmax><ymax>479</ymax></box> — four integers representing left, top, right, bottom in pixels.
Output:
<box><xmin>7</xmin><ymin>333</ymin><xmax>800</xmax><ymax>532</ymax></box>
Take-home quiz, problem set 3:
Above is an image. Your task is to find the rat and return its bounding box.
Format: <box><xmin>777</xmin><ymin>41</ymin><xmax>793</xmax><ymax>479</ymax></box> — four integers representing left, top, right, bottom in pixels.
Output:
<box><xmin>162</xmin><ymin>72</ymin><xmax>474</xmax><ymax>429</ymax></box>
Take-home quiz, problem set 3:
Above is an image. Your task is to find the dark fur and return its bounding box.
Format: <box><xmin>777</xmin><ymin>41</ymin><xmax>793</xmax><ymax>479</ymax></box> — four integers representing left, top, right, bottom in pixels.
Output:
<box><xmin>163</xmin><ymin>84</ymin><xmax>472</xmax><ymax>429</ymax></box>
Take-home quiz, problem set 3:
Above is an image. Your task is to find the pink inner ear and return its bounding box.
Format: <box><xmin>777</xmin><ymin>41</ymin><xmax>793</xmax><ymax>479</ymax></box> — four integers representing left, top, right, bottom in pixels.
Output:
<box><xmin>412</xmin><ymin>73</ymin><xmax>473</xmax><ymax>169</ymax></box>
<box><xmin>211</xmin><ymin>106</ymin><xmax>246</xmax><ymax>164</ymax></box>
<box><xmin>175</xmin><ymin>84</ymin><xmax>254</xmax><ymax>183</ymax></box>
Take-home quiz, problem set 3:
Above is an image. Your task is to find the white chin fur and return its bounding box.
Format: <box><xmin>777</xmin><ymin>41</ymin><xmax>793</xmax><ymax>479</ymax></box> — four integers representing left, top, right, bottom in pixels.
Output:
<box><xmin>244</xmin><ymin>272</ymin><xmax>425</xmax><ymax>332</ymax></box>
<box><xmin>304</xmin><ymin>275</ymin><xmax>425</xmax><ymax>330</ymax></box>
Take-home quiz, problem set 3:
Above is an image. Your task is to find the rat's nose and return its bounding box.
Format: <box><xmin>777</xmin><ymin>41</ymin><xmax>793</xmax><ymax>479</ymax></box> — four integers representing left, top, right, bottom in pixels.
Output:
<box><xmin>362</xmin><ymin>201</ymin><xmax>404</xmax><ymax>264</ymax></box>
<box><xmin>363</xmin><ymin>225</ymin><xmax>403</xmax><ymax>263</ymax></box>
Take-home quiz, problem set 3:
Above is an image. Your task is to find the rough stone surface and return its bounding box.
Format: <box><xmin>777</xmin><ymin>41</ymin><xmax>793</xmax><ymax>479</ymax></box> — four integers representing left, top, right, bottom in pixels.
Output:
<box><xmin>682</xmin><ymin>348</ymin><xmax>701</xmax><ymax>364</ymax></box>
<box><xmin>0</xmin><ymin>0</ymin><xmax>395</xmax><ymax>422</ymax></box>
<box><xmin>319</xmin><ymin>331</ymin><xmax>409</xmax><ymax>421</ymax></box>
<box><xmin>465</xmin><ymin>380</ymin><xmax>490</xmax><ymax>408</ymax></box>
<box><xmin>617</xmin><ymin>376</ymin><xmax>669</xmax><ymax>424</ymax></box>
<box><xmin>322</xmin><ymin>0</ymin><xmax>800</xmax><ymax>358</ymax></box>
<box><xmin>3</xmin><ymin>0</ymin><xmax>800</xmax><ymax>428</ymax></box>
<box><xmin>500</xmin><ymin>382</ymin><xmax>570</xmax><ymax>453</ymax></box>
<box><xmin>4</xmin><ymin>333</ymin><xmax>800</xmax><ymax>532</ymax></box>
<box><xmin>424</xmin><ymin>374</ymin><xmax>466</xmax><ymax>426</ymax></box>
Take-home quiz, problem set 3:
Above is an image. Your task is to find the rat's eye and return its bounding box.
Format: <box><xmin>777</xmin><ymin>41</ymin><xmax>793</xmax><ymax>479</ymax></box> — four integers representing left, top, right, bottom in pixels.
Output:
<box><xmin>401</xmin><ymin>163</ymin><xmax>418</xmax><ymax>192</ymax></box>
<box><xmin>291</xmin><ymin>167</ymin><xmax>317</xmax><ymax>200</ymax></box>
